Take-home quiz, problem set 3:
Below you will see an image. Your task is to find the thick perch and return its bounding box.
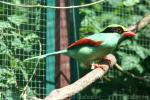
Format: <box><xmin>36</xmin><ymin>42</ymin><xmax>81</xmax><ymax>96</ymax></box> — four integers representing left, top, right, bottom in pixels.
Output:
<box><xmin>44</xmin><ymin>54</ymin><xmax>116</xmax><ymax>100</ymax></box>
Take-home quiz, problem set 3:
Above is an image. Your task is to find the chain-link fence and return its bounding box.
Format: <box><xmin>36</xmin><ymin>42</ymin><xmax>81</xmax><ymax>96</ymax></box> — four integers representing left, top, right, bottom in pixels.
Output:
<box><xmin>0</xmin><ymin>0</ymin><xmax>46</xmax><ymax>99</ymax></box>
<box><xmin>0</xmin><ymin>0</ymin><xmax>150</xmax><ymax>100</ymax></box>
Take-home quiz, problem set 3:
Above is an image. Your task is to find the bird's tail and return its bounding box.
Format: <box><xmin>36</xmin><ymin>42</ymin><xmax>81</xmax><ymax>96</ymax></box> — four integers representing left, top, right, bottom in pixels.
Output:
<box><xmin>24</xmin><ymin>49</ymin><xmax>67</xmax><ymax>61</ymax></box>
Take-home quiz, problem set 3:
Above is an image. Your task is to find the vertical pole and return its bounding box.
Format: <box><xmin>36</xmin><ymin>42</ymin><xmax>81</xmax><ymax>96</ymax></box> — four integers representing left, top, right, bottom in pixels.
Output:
<box><xmin>69</xmin><ymin>0</ymin><xmax>80</xmax><ymax>99</ymax></box>
<box><xmin>55</xmin><ymin>0</ymin><xmax>70</xmax><ymax>88</ymax></box>
<box><xmin>46</xmin><ymin>0</ymin><xmax>55</xmax><ymax>95</ymax></box>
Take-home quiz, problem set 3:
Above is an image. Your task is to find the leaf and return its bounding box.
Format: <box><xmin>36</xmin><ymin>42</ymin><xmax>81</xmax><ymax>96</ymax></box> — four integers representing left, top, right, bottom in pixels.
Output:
<box><xmin>135</xmin><ymin>46</ymin><xmax>150</xmax><ymax>59</ymax></box>
<box><xmin>80</xmin><ymin>15</ymin><xmax>101</xmax><ymax>33</ymax></box>
<box><xmin>118</xmin><ymin>40</ymin><xmax>150</xmax><ymax>60</ymax></box>
<box><xmin>12</xmin><ymin>0</ymin><xmax>21</xmax><ymax>5</ymax></box>
<box><xmin>117</xmin><ymin>51</ymin><xmax>144</xmax><ymax>73</ymax></box>
<box><xmin>0</xmin><ymin>21</ymin><xmax>13</xmax><ymax>30</ymax></box>
<box><xmin>0</xmin><ymin>68</ymin><xmax>16</xmax><ymax>86</ymax></box>
<box><xmin>8</xmin><ymin>15</ymin><xmax>27</xmax><ymax>26</ymax></box>
<box><xmin>23</xmin><ymin>43</ymin><xmax>33</xmax><ymax>52</ymax></box>
<box><xmin>138</xmin><ymin>4</ymin><xmax>150</xmax><ymax>14</ymax></box>
<box><xmin>24</xmin><ymin>33</ymin><xmax>39</xmax><ymax>42</ymax></box>
<box><xmin>5</xmin><ymin>88</ymin><xmax>20</xmax><ymax>100</ymax></box>
<box><xmin>0</xmin><ymin>39</ymin><xmax>10</xmax><ymax>54</ymax></box>
<box><xmin>11</xmin><ymin>36</ymin><xmax>23</xmax><ymax>49</ymax></box>
<box><xmin>10</xmin><ymin>59</ymin><xmax>19</xmax><ymax>69</ymax></box>
<box><xmin>128</xmin><ymin>42</ymin><xmax>150</xmax><ymax>59</ymax></box>
<box><xmin>108</xmin><ymin>0</ymin><xmax>122</xmax><ymax>7</ymax></box>
<box><xmin>0</xmin><ymin>83</ymin><xmax>8</xmax><ymax>88</ymax></box>
<box><xmin>123</xmin><ymin>0</ymin><xmax>140</xmax><ymax>6</ymax></box>
<box><xmin>91</xmin><ymin>88</ymin><xmax>102</xmax><ymax>95</ymax></box>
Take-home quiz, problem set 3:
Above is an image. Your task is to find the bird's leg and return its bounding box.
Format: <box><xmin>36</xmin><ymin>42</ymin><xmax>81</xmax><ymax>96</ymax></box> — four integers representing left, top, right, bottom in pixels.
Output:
<box><xmin>91</xmin><ymin>62</ymin><xmax>96</xmax><ymax>69</ymax></box>
<box><xmin>91</xmin><ymin>58</ymin><xmax>112</xmax><ymax>71</ymax></box>
<box><xmin>101</xmin><ymin>58</ymin><xmax>112</xmax><ymax>68</ymax></box>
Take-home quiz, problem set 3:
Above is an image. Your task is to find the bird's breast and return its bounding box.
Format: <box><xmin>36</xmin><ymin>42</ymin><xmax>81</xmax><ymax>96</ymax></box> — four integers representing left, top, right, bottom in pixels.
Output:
<box><xmin>66</xmin><ymin>33</ymin><xmax>120</xmax><ymax>63</ymax></box>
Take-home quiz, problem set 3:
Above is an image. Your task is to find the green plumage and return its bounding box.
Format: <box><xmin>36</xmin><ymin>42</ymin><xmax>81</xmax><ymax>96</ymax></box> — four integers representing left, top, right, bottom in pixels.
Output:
<box><xmin>65</xmin><ymin>33</ymin><xmax>121</xmax><ymax>63</ymax></box>
<box><xmin>25</xmin><ymin>33</ymin><xmax>121</xmax><ymax>63</ymax></box>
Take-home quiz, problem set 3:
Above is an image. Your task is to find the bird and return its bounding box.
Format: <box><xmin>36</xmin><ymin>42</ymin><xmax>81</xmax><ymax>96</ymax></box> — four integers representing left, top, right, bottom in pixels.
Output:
<box><xmin>24</xmin><ymin>24</ymin><xmax>136</xmax><ymax>69</ymax></box>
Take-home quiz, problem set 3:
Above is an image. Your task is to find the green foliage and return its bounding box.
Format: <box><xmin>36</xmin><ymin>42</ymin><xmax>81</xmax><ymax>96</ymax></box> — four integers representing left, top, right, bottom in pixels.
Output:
<box><xmin>117</xmin><ymin>51</ymin><xmax>144</xmax><ymax>73</ymax></box>
<box><xmin>79</xmin><ymin>0</ymin><xmax>150</xmax><ymax>97</ymax></box>
<box><xmin>0</xmin><ymin>0</ymin><xmax>41</xmax><ymax>99</ymax></box>
<box><xmin>123</xmin><ymin>0</ymin><xmax>140</xmax><ymax>6</ymax></box>
<box><xmin>0</xmin><ymin>21</ymin><xmax>13</xmax><ymax>29</ymax></box>
<box><xmin>0</xmin><ymin>68</ymin><xmax>16</xmax><ymax>87</ymax></box>
<box><xmin>8</xmin><ymin>15</ymin><xmax>28</xmax><ymax>26</ymax></box>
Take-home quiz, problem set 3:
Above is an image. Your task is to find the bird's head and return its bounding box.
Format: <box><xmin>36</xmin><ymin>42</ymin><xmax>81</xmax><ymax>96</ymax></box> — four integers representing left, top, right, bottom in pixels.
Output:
<box><xmin>102</xmin><ymin>24</ymin><xmax>128</xmax><ymax>34</ymax></box>
<box><xmin>102</xmin><ymin>24</ymin><xmax>136</xmax><ymax>49</ymax></box>
<box><xmin>102</xmin><ymin>24</ymin><xmax>136</xmax><ymax>41</ymax></box>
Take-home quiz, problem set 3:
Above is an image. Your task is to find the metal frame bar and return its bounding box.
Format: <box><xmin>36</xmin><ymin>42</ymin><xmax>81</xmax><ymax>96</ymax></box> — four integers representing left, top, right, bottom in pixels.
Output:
<box><xmin>46</xmin><ymin>0</ymin><xmax>56</xmax><ymax>95</ymax></box>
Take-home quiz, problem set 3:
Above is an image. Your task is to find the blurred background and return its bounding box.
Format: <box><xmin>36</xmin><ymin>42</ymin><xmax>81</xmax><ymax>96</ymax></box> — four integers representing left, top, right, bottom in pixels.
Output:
<box><xmin>0</xmin><ymin>0</ymin><xmax>150</xmax><ymax>99</ymax></box>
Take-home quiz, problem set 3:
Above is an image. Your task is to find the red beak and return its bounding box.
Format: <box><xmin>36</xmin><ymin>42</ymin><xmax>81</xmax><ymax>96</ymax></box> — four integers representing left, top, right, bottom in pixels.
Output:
<box><xmin>123</xmin><ymin>31</ymin><xmax>136</xmax><ymax>37</ymax></box>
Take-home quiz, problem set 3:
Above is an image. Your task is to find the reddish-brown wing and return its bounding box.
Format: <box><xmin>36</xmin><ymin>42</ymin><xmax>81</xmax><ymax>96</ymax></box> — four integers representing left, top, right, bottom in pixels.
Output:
<box><xmin>68</xmin><ymin>38</ymin><xmax>103</xmax><ymax>49</ymax></box>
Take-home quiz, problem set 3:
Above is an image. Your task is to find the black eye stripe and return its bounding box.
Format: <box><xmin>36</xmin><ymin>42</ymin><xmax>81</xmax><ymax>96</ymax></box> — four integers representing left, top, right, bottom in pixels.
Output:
<box><xmin>102</xmin><ymin>27</ymin><xmax>124</xmax><ymax>33</ymax></box>
<box><xmin>115</xmin><ymin>27</ymin><xmax>124</xmax><ymax>33</ymax></box>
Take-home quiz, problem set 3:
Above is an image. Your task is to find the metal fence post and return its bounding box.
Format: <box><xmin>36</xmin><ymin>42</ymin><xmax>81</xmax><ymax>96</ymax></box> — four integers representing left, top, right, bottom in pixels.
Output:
<box><xmin>46</xmin><ymin>0</ymin><xmax>56</xmax><ymax>95</ymax></box>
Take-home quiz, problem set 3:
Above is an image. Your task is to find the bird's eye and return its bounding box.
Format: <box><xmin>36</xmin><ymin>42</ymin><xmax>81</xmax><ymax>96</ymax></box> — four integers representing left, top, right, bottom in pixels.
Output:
<box><xmin>116</xmin><ymin>28</ymin><xmax>123</xmax><ymax>33</ymax></box>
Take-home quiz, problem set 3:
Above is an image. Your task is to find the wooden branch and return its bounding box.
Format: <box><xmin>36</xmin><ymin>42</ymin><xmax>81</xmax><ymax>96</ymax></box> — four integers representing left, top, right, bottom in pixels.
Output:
<box><xmin>128</xmin><ymin>14</ymin><xmax>150</xmax><ymax>32</ymax></box>
<box><xmin>45</xmin><ymin>69</ymin><xmax>106</xmax><ymax>100</ymax></box>
<box><xmin>115</xmin><ymin>64</ymin><xmax>147</xmax><ymax>81</ymax></box>
<box><xmin>44</xmin><ymin>54</ymin><xmax>116</xmax><ymax>100</ymax></box>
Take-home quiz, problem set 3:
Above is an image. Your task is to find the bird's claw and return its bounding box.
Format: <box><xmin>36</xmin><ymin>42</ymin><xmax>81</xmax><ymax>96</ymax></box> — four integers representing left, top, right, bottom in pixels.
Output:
<box><xmin>101</xmin><ymin>58</ymin><xmax>112</xmax><ymax>68</ymax></box>
<box><xmin>91</xmin><ymin>63</ymin><xmax>107</xmax><ymax>71</ymax></box>
<box><xmin>91</xmin><ymin>58</ymin><xmax>112</xmax><ymax>71</ymax></box>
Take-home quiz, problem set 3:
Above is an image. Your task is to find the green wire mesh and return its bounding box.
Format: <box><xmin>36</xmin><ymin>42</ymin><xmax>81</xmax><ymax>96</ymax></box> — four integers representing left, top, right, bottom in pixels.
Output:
<box><xmin>0</xmin><ymin>0</ymin><xmax>46</xmax><ymax>99</ymax></box>
<box><xmin>0</xmin><ymin>0</ymin><xmax>150</xmax><ymax>100</ymax></box>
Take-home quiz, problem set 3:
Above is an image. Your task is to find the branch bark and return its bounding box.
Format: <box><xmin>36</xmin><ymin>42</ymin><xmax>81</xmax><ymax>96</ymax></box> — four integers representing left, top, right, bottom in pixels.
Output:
<box><xmin>46</xmin><ymin>69</ymin><xmax>107</xmax><ymax>100</ymax></box>
<box><xmin>44</xmin><ymin>54</ymin><xmax>116</xmax><ymax>100</ymax></box>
